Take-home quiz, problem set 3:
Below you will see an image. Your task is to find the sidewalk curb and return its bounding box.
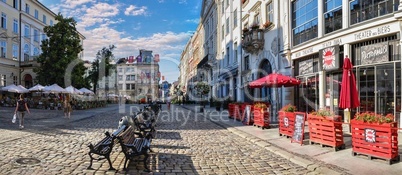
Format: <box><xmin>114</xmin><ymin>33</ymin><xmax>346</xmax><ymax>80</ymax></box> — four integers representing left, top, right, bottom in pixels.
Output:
<box><xmin>179</xmin><ymin>105</ymin><xmax>342</xmax><ymax>175</ymax></box>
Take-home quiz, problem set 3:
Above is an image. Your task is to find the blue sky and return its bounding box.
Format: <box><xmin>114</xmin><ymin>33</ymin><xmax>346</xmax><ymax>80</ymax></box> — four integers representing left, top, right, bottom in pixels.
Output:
<box><xmin>38</xmin><ymin>0</ymin><xmax>201</xmax><ymax>83</ymax></box>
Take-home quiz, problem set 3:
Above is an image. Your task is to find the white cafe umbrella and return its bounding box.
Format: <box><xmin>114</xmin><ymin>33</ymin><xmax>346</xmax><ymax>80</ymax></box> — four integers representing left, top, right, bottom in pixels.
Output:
<box><xmin>28</xmin><ymin>84</ymin><xmax>45</xmax><ymax>92</ymax></box>
<box><xmin>43</xmin><ymin>84</ymin><xmax>67</xmax><ymax>93</ymax></box>
<box><xmin>65</xmin><ymin>85</ymin><xmax>83</xmax><ymax>94</ymax></box>
<box><xmin>79</xmin><ymin>87</ymin><xmax>94</xmax><ymax>95</ymax></box>
<box><xmin>1</xmin><ymin>84</ymin><xmax>29</xmax><ymax>93</ymax></box>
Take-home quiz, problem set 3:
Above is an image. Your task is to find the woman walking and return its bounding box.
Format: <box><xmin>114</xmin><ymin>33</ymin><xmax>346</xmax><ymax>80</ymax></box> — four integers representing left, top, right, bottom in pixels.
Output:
<box><xmin>14</xmin><ymin>94</ymin><xmax>30</xmax><ymax>129</ymax></box>
<box><xmin>64</xmin><ymin>95</ymin><xmax>72</xmax><ymax>119</ymax></box>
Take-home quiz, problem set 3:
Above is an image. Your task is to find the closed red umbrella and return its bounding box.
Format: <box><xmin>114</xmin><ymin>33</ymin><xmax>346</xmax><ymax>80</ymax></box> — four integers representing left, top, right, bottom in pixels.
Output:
<box><xmin>339</xmin><ymin>56</ymin><xmax>360</xmax><ymax>109</ymax></box>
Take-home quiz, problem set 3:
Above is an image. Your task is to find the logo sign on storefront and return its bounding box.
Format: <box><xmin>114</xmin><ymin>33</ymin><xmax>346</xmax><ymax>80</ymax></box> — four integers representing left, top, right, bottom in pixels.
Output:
<box><xmin>319</xmin><ymin>45</ymin><xmax>339</xmax><ymax>71</ymax></box>
<box><xmin>364</xmin><ymin>128</ymin><xmax>376</xmax><ymax>143</ymax></box>
<box><xmin>360</xmin><ymin>42</ymin><xmax>388</xmax><ymax>65</ymax></box>
<box><xmin>284</xmin><ymin>117</ymin><xmax>289</xmax><ymax>127</ymax></box>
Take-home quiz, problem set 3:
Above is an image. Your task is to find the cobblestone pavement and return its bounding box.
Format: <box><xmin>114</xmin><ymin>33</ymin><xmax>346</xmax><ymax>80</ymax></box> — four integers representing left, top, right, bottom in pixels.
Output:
<box><xmin>0</xmin><ymin>104</ymin><xmax>320</xmax><ymax>175</ymax></box>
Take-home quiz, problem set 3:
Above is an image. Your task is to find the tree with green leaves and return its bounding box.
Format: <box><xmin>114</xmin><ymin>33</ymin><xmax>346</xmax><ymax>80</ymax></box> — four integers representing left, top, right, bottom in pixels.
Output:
<box><xmin>34</xmin><ymin>13</ymin><xmax>88</xmax><ymax>88</ymax></box>
<box><xmin>88</xmin><ymin>45</ymin><xmax>116</xmax><ymax>94</ymax></box>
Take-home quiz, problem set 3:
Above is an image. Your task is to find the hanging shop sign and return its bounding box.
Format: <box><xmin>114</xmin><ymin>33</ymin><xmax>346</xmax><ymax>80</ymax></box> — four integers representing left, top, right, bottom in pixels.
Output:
<box><xmin>319</xmin><ymin>45</ymin><xmax>340</xmax><ymax>71</ymax></box>
<box><xmin>298</xmin><ymin>59</ymin><xmax>314</xmax><ymax>75</ymax></box>
<box><xmin>360</xmin><ymin>42</ymin><xmax>388</xmax><ymax>65</ymax></box>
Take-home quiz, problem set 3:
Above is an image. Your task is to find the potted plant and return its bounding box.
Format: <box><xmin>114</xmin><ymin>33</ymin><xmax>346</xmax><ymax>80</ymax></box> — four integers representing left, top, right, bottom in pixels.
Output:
<box><xmin>307</xmin><ymin>108</ymin><xmax>344</xmax><ymax>151</ymax></box>
<box><xmin>253</xmin><ymin>102</ymin><xmax>270</xmax><ymax>129</ymax></box>
<box><xmin>194</xmin><ymin>82</ymin><xmax>210</xmax><ymax>112</ymax></box>
<box><xmin>250</xmin><ymin>22</ymin><xmax>260</xmax><ymax>30</ymax></box>
<box><xmin>263</xmin><ymin>21</ymin><xmax>272</xmax><ymax>29</ymax></box>
<box><xmin>278</xmin><ymin>104</ymin><xmax>297</xmax><ymax>138</ymax></box>
<box><xmin>351</xmin><ymin>112</ymin><xmax>399</xmax><ymax>164</ymax></box>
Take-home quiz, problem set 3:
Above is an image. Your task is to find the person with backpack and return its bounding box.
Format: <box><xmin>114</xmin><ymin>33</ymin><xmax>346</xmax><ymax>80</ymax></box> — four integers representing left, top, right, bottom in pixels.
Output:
<box><xmin>14</xmin><ymin>94</ymin><xmax>30</xmax><ymax>129</ymax></box>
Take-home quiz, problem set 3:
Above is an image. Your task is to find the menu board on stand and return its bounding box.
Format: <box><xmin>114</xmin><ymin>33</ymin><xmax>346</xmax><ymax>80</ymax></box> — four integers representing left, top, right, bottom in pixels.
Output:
<box><xmin>291</xmin><ymin>112</ymin><xmax>306</xmax><ymax>145</ymax></box>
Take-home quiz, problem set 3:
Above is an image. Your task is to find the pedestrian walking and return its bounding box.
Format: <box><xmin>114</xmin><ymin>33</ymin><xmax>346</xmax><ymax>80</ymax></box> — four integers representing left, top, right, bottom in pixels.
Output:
<box><xmin>167</xmin><ymin>96</ymin><xmax>171</xmax><ymax>110</ymax></box>
<box><xmin>64</xmin><ymin>94</ymin><xmax>72</xmax><ymax>119</ymax></box>
<box><xmin>14</xmin><ymin>94</ymin><xmax>30</xmax><ymax>129</ymax></box>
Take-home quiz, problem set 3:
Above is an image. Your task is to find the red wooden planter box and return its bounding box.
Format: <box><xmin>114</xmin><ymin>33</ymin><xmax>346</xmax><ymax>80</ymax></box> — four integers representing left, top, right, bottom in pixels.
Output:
<box><xmin>307</xmin><ymin>114</ymin><xmax>344</xmax><ymax>151</ymax></box>
<box><xmin>278</xmin><ymin>111</ymin><xmax>295</xmax><ymax>138</ymax></box>
<box><xmin>228</xmin><ymin>103</ymin><xmax>235</xmax><ymax>118</ymax></box>
<box><xmin>233</xmin><ymin>104</ymin><xmax>240</xmax><ymax>120</ymax></box>
<box><xmin>351</xmin><ymin>119</ymin><xmax>399</xmax><ymax>163</ymax></box>
<box><xmin>253</xmin><ymin>106</ymin><xmax>269</xmax><ymax>129</ymax></box>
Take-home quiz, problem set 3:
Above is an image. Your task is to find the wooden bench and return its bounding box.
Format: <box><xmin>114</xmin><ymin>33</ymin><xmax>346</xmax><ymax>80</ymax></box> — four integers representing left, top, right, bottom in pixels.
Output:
<box><xmin>117</xmin><ymin>126</ymin><xmax>153</xmax><ymax>172</ymax></box>
<box><xmin>87</xmin><ymin>125</ymin><xmax>127</xmax><ymax>170</ymax></box>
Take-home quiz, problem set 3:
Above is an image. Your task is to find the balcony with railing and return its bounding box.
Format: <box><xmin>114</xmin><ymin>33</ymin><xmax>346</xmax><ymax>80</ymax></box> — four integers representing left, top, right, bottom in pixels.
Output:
<box><xmin>241</xmin><ymin>24</ymin><xmax>264</xmax><ymax>54</ymax></box>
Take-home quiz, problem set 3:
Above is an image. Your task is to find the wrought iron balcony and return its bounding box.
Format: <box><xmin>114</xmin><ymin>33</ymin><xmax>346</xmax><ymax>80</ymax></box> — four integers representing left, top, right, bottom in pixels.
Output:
<box><xmin>241</xmin><ymin>27</ymin><xmax>264</xmax><ymax>54</ymax></box>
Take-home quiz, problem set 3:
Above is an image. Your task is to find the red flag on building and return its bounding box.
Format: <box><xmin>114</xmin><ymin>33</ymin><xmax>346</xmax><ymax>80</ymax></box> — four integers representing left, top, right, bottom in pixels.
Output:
<box><xmin>128</xmin><ymin>56</ymin><xmax>135</xmax><ymax>63</ymax></box>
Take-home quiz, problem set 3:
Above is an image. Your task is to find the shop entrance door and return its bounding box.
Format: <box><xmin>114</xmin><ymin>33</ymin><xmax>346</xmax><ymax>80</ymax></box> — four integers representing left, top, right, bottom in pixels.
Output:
<box><xmin>358</xmin><ymin>63</ymin><xmax>400</xmax><ymax>116</ymax></box>
<box><xmin>297</xmin><ymin>74</ymin><xmax>319</xmax><ymax>113</ymax></box>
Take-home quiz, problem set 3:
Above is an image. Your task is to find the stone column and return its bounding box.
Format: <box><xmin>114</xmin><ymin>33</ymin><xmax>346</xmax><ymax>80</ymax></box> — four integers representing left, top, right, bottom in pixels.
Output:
<box><xmin>342</xmin><ymin>0</ymin><xmax>350</xmax><ymax>29</ymax></box>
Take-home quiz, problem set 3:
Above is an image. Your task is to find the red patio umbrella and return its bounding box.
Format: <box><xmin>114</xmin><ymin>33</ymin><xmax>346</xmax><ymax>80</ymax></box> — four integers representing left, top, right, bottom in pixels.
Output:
<box><xmin>249</xmin><ymin>73</ymin><xmax>300</xmax><ymax>88</ymax></box>
<box><xmin>339</xmin><ymin>56</ymin><xmax>360</xmax><ymax>109</ymax></box>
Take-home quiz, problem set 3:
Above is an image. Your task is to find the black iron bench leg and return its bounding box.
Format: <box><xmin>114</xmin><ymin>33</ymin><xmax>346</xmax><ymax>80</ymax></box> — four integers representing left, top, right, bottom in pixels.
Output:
<box><xmin>143</xmin><ymin>153</ymin><xmax>151</xmax><ymax>172</ymax></box>
<box><xmin>123</xmin><ymin>157</ymin><xmax>129</xmax><ymax>171</ymax></box>
<box><xmin>105</xmin><ymin>154</ymin><xmax>115</xmax><ymax>170</ymax></box>
<box><xmin>87</xmin><ymin>153</ymin><xmax>94</xmax><ymax>170</ymax></box>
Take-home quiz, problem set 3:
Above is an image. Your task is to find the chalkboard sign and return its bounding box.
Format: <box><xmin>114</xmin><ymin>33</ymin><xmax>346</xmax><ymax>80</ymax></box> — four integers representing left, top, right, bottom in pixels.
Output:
<box><xmin>242</xmin><ymin>105</ymin><xmax>252</xmax><ymax>125</ymax></box>
<box><xmin>291</xmin><ymin>112</ymin><xmax>306</xmax><ymax>145</ymax></box>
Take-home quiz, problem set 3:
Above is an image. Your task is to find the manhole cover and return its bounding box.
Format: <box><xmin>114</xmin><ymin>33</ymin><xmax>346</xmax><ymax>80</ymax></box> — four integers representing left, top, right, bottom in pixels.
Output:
<box><xmin>15</xmin><ymin>158</ymin><xmax>41</xmax><ymax>165</ymax></box>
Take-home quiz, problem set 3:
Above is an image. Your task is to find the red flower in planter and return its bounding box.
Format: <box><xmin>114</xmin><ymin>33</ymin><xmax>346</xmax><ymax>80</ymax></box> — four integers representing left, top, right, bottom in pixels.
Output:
<box><xmin>354</xmin><ymin>112</ymin><xmax>394</xmax><ymax>124</ymax></box>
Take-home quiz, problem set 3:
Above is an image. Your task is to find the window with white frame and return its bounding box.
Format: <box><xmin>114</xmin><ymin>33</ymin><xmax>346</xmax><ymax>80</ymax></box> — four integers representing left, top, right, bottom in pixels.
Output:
<box><xmin>25</xmin><ymin>4</ymin><xmax>30</xmax><ymax>14</ymax></box>
<box><xmin>234</xmin><ymin>42</ymin><xmax>238</xmax><ymax>63</ymax></box>
<box><xmin>118</xmin><ymin>84</ymin><xmax>122</xmax><ymax>90</ymax></box>
<box><xmin>266</xmin><ymin>1</ymin><xmax>273</xmax><ymax>23</ymax></box>
<box><xmin>43</xmin><ymin>15</ymin><xmax>46</xmax><ymax>24</ymax></box>
<box><xmin>34</xmin><ymin>29</ymin><xmax>39</xmax><ymax>42</ymax></box>
<box><xmin>24</xmin><ymin>44</ymin><xmax>29</xmax><ymax>54</ymax></box>
<box><xmin>13</xmin><ymin>19</ymin><xmax>18</xmax><ymax>33</ymax></box>
<box><xmin>221</xmin><ymin>25</ymin><xmax>224</xmax><ymax>40</ymax></box>
<box><xmin>50</xmin><ymin>20</ymin><xmax>53</xmax><ymax>26</ymax></box>
<box><xmin>12</xmin><ymin>44</ymin><xmax>18</xmax><ymax>59</ymax></box>
<box><xmin>244</xmin><ymin>55</ymin><xmax>250</xmax><ymax>70</ymax></box>
<box><xmin>34</xmin><ymin>9</ymin><xmax>38</xmax><ymax>19</ymax></box>
<box><xmin>0</xmin><ymin>41</ymin><xmax>6</xmax><ymax>57</ymax></box>
<box><xmin>13</xmin><ymin>0</ymin><xmax>18</xmax><ymax>9</ymax></box>
<box><xmin>1</xmin><ymin>13</ymin><xmax>6</xmax><ymax>29</ymax></box>
<box><xmin>33</xmin><ymin>47</ymin><xmax>39</xmax><ymax>56</ymax></box>
<box><xmin>118</xmin><ymin>75</ymin><xmax>122</xmax><ymax>81</ymax></box>
<box><xmin>41</xmin><ymin>33</ymin><xmax>46</xmax><ymax>41</ymax></box>
<box><xmin>13</xmin><ymin>76</ymin><xmax>17</xmax><ymax>85</ymax></box>
<box><xmin>233</xmin><ymin>9</ymin><xmax>238</xmax><ymax>29</ymax></box>
<box><xmin>24</xmin><ymin>25</ymin><xmax>30</xmax><ymax>38</ymax></box>
<box><xmin>226</xmin><ymin>18</ymin><xmax>229</xmax><ymax>35</ymax></box>
<box><xmin>226</xmin><ymin>47</ymin><xmax>230</xmax><ymax>65</ymax></box>
<box><xmin>254</xmin><ymin>12</ymin><xmax>260</xmax><ymax>25</ymax></box>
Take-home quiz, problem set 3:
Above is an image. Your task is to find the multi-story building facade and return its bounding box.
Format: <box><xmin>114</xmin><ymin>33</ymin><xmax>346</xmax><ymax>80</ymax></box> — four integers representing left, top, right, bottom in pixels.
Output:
<box><xmin>0</xmin><ymin>0</ymin><xmax>84</xmax><ymax>88</ymax></box>
<box><xmin>116</xmin><ymin>49</ymin><xmax>160</xmax><ymax>103</ymax></box>
<box><xmin>97</xmin><ymin>59</ymin><xmax>117</xmax><ymax>99</ymax></box>
<box><xmin>290</xmin><ymin>0</ymin><xmax>402</xmax><ymax>126</ymax></box>
<box><xmin>181</xmin><ymin>0</ymin><xmax>402</xmax><ymax>126</ymax></box>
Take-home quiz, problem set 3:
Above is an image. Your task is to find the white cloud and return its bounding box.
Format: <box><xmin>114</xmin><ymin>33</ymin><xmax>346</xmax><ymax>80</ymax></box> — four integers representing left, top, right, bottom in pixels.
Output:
<box><xmin>85</xmin><ymin>3</ymin><xmax>120</xmax><ymax>18</ymax></box>
<box><xmin>185</xmin><ymin>18</ymin><xmax>199</xmax><ymax>24</ymax></box>
<box><xmin>63</xmin><ymin>0</ymin><xmax>95</xmax><ymax>8</ymax></box>
<box><xmin>124</xmin><ymin>5</ymin><xmax>148</xmax><ymax>16</ymax></box>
